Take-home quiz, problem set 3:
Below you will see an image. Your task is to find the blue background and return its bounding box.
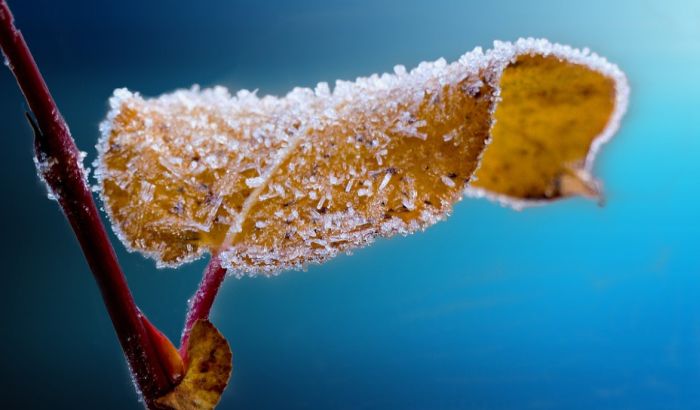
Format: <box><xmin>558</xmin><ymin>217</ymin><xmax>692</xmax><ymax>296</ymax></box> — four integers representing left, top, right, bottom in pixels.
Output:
<box><xmin>1</xmin><ymin>0</ymin><xmax>699</xmax><ymax>408</ymax></box>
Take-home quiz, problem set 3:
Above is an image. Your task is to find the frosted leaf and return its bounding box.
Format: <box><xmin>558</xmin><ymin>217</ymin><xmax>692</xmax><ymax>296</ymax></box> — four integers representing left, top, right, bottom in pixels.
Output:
<box><xmin>467</xmin><ymin>41</ymin><xmax>629</xmax><ymax>207</ymax></box>
<box><xmin>96</xmin><ymin>38</ymin><xmax>628</xmax><ymax>274</ymax></box>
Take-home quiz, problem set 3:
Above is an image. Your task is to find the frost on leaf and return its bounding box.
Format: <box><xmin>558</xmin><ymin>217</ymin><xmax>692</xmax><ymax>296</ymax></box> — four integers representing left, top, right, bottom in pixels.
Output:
<box><xmin>155</xmin><ymin>320</ymin><xmax>232</xmax><ymax>410</ymax></box>
<box><xmin>96</xmin><ymin>38</ymin><xmax>628</xmax><ymax>275</ymax></box>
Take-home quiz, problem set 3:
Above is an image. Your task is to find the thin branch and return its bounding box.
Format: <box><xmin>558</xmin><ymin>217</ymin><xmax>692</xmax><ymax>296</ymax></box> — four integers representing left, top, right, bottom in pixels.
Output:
<box><xmin>180</xmin><ymin>255</ymin><xmax>227</xmax><ymax>358</ymax></box>
<box><xmin>0</xmin><ymin>1</ymin><xmax>172</xmax><ymax>405</ymax></box>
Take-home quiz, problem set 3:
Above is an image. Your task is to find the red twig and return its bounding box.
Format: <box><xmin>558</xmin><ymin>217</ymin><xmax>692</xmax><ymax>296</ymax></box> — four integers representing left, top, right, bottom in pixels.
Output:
<box><xmin>180</xmin><ymin>255</ymin><xmax>228</xmax><ymax>357</ymax></box>
<box><xmin>0</xmin><ymin>1</ymin><xmax>172</xmax><ymax>405</ymax></box>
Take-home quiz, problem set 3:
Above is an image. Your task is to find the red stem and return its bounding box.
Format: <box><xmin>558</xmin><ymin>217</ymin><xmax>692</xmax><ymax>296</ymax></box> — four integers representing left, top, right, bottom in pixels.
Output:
<box><xmin>0</xmin><ymin>1</ymin><xmax>171</xmax><ymax>405</ymax></box>
<box><xmin>180</xmin><ymin>255</ymin><xmax>227</xmax><ymax>357</ymax></box>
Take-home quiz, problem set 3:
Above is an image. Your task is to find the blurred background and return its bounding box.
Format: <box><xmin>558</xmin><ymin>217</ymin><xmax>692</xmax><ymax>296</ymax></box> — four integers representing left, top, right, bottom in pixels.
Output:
<box><xmin>1</xmin><ymin>0</ymin><xmax>699</xmax><ymax>408</ymax></box>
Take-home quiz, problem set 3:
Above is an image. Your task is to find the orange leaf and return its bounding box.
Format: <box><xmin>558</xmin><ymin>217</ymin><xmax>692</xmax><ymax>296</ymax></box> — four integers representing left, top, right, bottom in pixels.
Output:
<box><xmin>96</xmin><ymin>38</ymin><xmax>628</xmax><ymax>275</ymax></box>
<box><xmin>155</xmin><ymin>320</ymin><xmax>232</xmax><ymax>410</ymax></box>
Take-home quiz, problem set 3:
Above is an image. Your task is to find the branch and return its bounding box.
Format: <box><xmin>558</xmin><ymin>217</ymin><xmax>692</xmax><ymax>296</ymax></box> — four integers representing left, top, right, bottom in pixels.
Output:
<box><xmin>0</xmin><ymin>1</ymin><xmax>173</xmax><ymax>405</ymax></box>
<box><xmin>180</xmin><ymin>255</ymin><xmax>227</xmax><ymax>358</ymax></box>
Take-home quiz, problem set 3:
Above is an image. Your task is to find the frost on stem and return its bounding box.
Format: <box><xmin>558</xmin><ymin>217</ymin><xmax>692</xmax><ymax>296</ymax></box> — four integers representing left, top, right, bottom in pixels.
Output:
<box><xmin>95</xmin><ymin>38</ymin><xmax>628</xmax><ymax>276</ymax></box>
<box><xmin>33</xmin><ymin>150</ymin><xmax>59</xmax><ymax>201</ymax></box>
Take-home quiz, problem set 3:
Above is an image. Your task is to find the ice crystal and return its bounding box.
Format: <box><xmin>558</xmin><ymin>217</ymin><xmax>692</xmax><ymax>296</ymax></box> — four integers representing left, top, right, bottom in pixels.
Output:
<box><xmin>33</xmin><ymin>153</ymin><xmax>59</xmax><ymax>201</ymax></box>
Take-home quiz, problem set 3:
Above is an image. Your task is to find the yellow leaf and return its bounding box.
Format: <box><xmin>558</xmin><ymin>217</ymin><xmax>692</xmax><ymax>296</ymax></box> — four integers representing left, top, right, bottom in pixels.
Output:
<box><xmin>96</xmin><ymin>38</ymin><xmax>628</xmax><ymax>274</ymax></box>
<box><xmin>469</xmin><ymin>52</ymin><xmax>623</xmax><ymax>207</ymax></box>
<box><xmin>155</xmin><ymin>320</ymin><xmax>232</xmax><ymax>410</ymax></box>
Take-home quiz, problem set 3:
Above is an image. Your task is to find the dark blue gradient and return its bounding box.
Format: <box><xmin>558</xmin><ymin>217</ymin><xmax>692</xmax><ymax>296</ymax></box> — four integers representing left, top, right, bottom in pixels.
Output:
<box><xmin>1</xmin><ymin>1</ymin><xmax>699</xmax><ymax>408</ymax></box>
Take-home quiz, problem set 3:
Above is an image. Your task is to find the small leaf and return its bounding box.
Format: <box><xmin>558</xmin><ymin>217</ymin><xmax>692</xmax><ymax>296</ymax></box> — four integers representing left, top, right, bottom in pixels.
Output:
<box><xmin>141</xmin><ymin>314</ymin><xmax>185</xmax><ymax>385</ymax></box>
<box><xmin>96</xmin><ymin>38</ymin><xmax>628</xmax><ymax>274</ymax></box>
<box><xmin>155</xmin><ymin>320</ymin><xmax>232</xmax><ymax>410</ymax></box>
